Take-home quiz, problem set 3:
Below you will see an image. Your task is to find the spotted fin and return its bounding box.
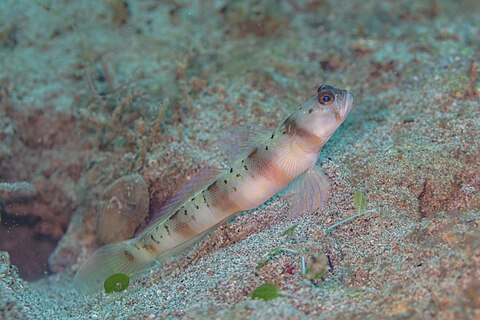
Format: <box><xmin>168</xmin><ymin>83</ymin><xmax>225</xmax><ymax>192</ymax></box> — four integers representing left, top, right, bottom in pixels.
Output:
<box><xmin>145</xmin><ymin>167</ymin><xmax>220</xmax><ymax>232</ymax></box>
<box><xmin>286</xmin><ymin>165</ymin><xmax>330</xmax><ymax>217</ymax></box>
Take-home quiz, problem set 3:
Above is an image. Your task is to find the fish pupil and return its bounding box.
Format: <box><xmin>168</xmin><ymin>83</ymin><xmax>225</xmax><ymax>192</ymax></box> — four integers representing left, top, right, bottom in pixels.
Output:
<box><xmin>318</xmin><ymin>91</ymin><xmax>335</xmax><ymax>105</ymax></box>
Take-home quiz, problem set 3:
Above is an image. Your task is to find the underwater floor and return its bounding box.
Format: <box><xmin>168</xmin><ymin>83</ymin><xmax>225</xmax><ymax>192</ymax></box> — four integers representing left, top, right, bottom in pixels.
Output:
<box><xmin>1</xmin><ymin>0</ymin><xmax>479</xmax><ymax>319</ymax></box>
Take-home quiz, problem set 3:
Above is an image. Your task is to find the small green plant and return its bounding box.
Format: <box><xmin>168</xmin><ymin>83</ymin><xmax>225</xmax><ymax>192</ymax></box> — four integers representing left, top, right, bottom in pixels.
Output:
<box><xmin>326</xmin><ymin>190</ymin><xmax>376</xmax><ymax>234</ymax></box>
<box><xmin>282</xmin><ymin>224</ymin><xmax>298</xmax><ymax>237</ymax></box>
<box><xmin>251</xmin><ymin>283</ymin><xmax>284</xmax><ymax>301</ymax></box>
<box><xmin>104</xmin><ymin>273</ymin><xmax>130</xmax><ymax>294</ymax></box>
<box><xmin>354</xmin><ymin>190</ymin><xmax>368</xmax><ymax>212</ymax></box>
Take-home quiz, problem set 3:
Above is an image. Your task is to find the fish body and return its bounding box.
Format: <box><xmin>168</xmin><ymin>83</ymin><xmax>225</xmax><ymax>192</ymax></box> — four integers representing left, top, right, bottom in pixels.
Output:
<box><xmin>74</xmin><ymin>85</ymin><xmax>354</xmax><ymax>293</ymax></box>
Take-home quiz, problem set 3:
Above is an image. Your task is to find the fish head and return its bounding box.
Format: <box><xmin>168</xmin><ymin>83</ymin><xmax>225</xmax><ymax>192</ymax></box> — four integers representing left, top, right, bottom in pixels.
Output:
<box><xmin>299</xmin><ymin>85</ymin><xmax>354</xmax><ymax>141</ymax></box>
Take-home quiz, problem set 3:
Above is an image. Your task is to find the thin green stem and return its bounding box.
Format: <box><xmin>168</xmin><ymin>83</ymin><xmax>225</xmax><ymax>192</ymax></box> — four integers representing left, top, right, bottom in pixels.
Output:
<box><xmin>326</xmin><ymin>209</ymin><xmax>377</xmax><ymax>234</ymax></box>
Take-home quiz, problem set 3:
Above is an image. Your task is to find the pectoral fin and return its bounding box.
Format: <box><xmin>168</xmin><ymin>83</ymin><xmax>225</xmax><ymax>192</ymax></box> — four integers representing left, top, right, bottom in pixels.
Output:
<box><xmin>285</xmin><ymin>165</ymin><xmax>330</xmax><ymax>217</ymax></box>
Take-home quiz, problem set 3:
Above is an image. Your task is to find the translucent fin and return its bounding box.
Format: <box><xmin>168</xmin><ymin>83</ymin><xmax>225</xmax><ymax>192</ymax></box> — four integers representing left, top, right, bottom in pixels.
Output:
<box><xmin>286</xmin><ymin>165</ymin><xmax>330</xmax><ymax>217</ymax></box>
<box><xmin>146</xmin><ymin>167</ymin><xmax>220</xmax><ymax>230</ymax></box>
<box><xmin>75</xmin><ymin>223</ymin><xmax>220</xmax><ymax>294</ymax></box>
<box><xmin>74</xmin><ymin>239</ymin><xmax>153</xmax><ymax>295</ymax></box>
<box><xmin>274</xmin><ymin>138</ymin><xmax>315</xmax><ymax>175</ymax></box>
<box><xmin>275</xmin><ymin>140</ymin><xmax>303</xmax><ymax>174</ymax></box>
<box><xmin>217</xmin><ymin>125</ymin><xmax>272</xmax><ymax>167</ymax></box>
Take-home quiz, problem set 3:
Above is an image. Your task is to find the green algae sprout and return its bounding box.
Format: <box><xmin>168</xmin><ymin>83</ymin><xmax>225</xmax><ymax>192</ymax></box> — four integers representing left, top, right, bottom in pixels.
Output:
<box><xmin>104</xmin><ymin>273</ymin><xmax>130</xmax><ymax>294</ymax></box>
<box><xmin>326</xmin><ymin>190</ymin><xmax>376</xmax><ymax>234</ymax></box>
<box><xmin>354</xmin><ymin>190</ymin><xmax>368</xmax><ymax>212</ymax></box>
<box><xmin>251</xmin><ymin>283</ymin><xmax>285</xmax><ymax>301</ymax></box>
<box><xmin>282</xmin><ymin>224</ymin><xmax>298</xmax><ymax>237</ymax></box>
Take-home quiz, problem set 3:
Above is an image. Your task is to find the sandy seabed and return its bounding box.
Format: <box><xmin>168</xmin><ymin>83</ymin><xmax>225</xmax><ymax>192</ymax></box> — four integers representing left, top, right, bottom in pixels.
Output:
<box><xmin>0</xmin><ymin>0</ymin><xmax>479</xmax><ymax>319</ymax></box>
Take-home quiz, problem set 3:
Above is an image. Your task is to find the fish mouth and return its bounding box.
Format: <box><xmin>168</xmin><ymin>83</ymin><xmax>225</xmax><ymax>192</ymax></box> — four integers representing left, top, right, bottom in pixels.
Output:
<box><xmin>341</xmin><ymin>91</ymin><xmax>354</xmax><ymax>119</ymax></box>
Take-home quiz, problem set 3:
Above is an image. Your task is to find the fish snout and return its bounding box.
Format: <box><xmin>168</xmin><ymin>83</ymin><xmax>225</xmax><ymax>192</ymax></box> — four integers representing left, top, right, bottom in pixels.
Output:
<box><xmin>340</xmin><ymin>91</ymin><xmax>354</xmax><ymax>119</ymax></box>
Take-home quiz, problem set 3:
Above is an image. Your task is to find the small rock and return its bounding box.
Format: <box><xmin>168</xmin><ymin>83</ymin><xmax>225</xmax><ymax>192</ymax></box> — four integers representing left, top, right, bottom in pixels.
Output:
<box><xmin>96</xmin><ymin>174</ymin><xmax>149</xmax><ymax>244</ymax></box>
<box><xmin>0</xmin><ymin>181</ymin><xmax>37</xmax><ymax>198</ymax></box>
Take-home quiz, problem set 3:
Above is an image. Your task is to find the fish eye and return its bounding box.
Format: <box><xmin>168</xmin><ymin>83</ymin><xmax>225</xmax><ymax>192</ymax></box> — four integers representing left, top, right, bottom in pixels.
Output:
<box><xmin>317</xmin><ymin>91</ymin><xmax>335</xmax><ymax>105</ymax></box>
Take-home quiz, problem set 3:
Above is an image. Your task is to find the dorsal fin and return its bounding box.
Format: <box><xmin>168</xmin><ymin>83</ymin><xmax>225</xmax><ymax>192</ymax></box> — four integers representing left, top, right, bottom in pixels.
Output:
<box><xmin>217</xmin><ymin>125</ymin><xmax>273</xmax><ymax>167</ymax></box>
<box><xmin>141</xmin><ymin>167</ymin><xmax>221</xmax><ymax>234</ymax></box>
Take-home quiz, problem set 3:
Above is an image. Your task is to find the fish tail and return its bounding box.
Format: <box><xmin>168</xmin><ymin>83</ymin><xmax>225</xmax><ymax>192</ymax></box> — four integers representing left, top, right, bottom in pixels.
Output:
<box><xmin>74</xmin><ymin>239</ymin><xmax>155</xmax><ymax>294</ymax></box>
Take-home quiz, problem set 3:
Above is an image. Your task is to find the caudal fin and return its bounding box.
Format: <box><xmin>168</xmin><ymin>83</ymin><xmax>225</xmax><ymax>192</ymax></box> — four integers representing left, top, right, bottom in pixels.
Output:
<box><xmin>74</xmin><ymin>239</ymin><xmax>154</xmax><ymax>294</ymax></box>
